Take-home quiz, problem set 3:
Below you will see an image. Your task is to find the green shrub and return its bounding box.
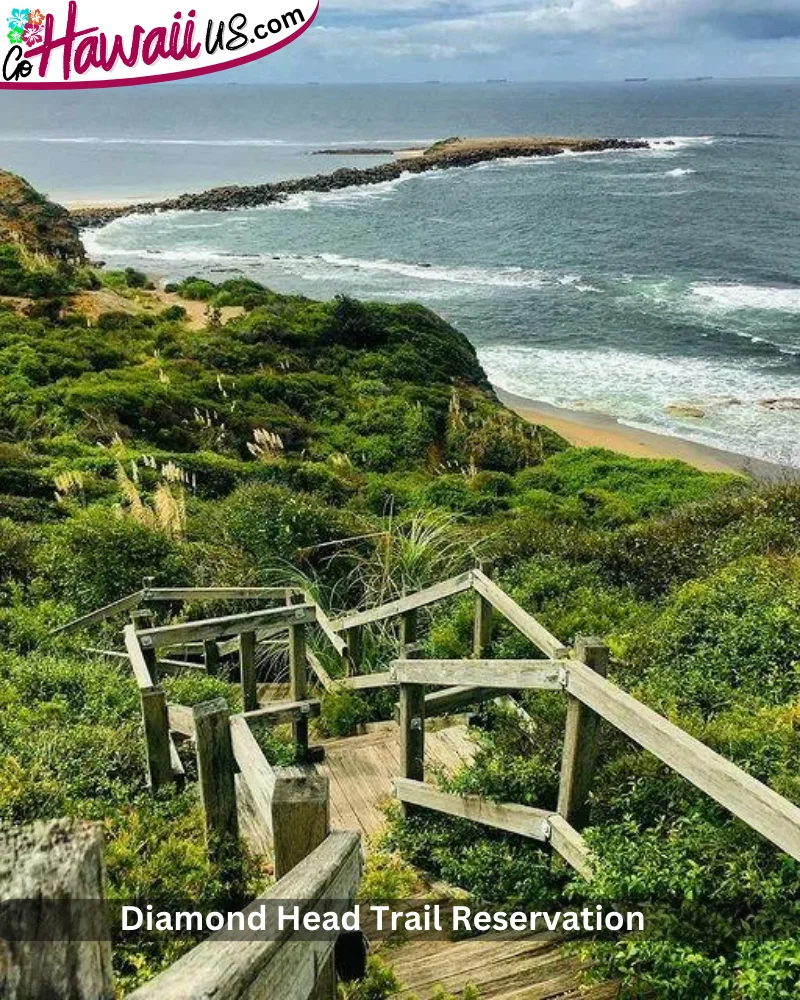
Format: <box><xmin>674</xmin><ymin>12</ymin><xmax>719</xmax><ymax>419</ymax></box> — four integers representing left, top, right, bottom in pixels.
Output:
<box><xmin>36</xmin><ymin>508</ymin><xmax>193</xmax><ymax>612</ymax></box>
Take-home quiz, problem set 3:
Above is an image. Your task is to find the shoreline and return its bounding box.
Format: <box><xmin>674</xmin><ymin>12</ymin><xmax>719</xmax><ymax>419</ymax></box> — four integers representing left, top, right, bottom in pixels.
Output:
<box><xmin>496</xmin><ymin>389</ymin><xmax>795</xmax><ymax>481</ymax></box>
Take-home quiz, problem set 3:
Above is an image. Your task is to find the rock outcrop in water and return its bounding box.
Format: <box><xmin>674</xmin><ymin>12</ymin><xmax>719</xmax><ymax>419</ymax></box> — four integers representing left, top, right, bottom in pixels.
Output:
<box><xmin>70</xmin><ymin>137</ymin><xmax>649</xmax><ymax>230</ymax></box>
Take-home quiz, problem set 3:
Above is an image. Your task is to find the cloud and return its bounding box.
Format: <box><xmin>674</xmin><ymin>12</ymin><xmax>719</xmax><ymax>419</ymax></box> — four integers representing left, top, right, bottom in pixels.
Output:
<box><xmin>293</xmin><ymin>0</ymin><xmax>800</xmax><ymax>77</ymax></box>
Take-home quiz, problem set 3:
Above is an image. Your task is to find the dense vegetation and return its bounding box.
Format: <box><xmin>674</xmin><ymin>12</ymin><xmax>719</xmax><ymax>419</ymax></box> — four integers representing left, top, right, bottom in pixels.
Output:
<box><xmin>1</xmin><ymin>200</ymin><xmax>799</xmax><ymax>999</ymax></box>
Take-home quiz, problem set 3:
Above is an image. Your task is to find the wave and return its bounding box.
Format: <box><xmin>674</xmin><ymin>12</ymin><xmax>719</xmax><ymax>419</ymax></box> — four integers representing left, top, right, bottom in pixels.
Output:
<box><xmin>691</xmin><ymin>282</ymin><xmax>800</xmax><ymax>313</ymax></box>
<box><xmin>645</xmin><ymin>136</ymin><xmax>715</xmax><ymax>151</ymax></box>
<box><xmin>480</xmin><ymin>344</ymin><xmax>800</xmax><ymax>466</ymax></box>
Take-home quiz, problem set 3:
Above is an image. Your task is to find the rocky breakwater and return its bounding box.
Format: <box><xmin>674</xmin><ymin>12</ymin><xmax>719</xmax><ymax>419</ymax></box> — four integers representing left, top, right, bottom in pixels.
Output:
<box><xmin>70</xmin><ymin>136</ymin><xmax>649</xmax><ymax>230</ymax></box>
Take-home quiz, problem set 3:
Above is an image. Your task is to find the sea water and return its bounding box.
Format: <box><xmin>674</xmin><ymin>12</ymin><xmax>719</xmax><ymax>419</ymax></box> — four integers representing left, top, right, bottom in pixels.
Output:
<box><xmin>2</xmin><ymin>80</ymin><xmax>799</xmax><ymax>465</ymax></box>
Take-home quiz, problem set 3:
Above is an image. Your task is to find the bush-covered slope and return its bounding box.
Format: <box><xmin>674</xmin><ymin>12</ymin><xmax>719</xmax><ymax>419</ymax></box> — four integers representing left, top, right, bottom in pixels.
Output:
<box><xmin>3</xmin><ymin>189</ymin><xmax>796</xmax><ymax>997</ymax></box>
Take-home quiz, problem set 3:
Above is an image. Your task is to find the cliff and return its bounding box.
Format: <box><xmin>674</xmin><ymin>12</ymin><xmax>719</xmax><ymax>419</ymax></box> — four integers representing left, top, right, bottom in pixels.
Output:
<box><xmin>0</xmin><ymin>170</ymin><xmax>85</xmax><ymax>262</ymax></box>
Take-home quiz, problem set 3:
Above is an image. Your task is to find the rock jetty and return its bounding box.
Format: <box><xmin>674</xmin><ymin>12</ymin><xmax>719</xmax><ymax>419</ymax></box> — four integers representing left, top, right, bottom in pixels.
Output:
<box><xmin>70</xmin><ymin>136</ymin><xmax>649</xmax><ymax>230</ymax></box>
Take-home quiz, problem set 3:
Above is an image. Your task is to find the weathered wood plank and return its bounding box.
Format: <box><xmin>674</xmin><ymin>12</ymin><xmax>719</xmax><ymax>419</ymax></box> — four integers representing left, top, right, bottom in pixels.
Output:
<box><xmin>392</xmin><ymin>659</ymin><xmax>567</xmax><ymax>691</ymax></box>
<box><xmin>331</xmin><ymin>573</ymin><xmax>474</xmax><ymax>632</ymax></box>
<box><xmin>0</xmin><ymin>819</ymin><xmax>114</xmax><ymax>999</ymax></box>
<box><xmin>168</xmin><ymin>703</ymin><xmax>196</xmax><ymax>740</ymax></box>
<box><xmin>140</xmin><ymin>688</ymin><xmax>172</xmax><ymax>791</ymax></box>
<box><xmin>123</xmin><ymin>625</ymin><xmax>154</xmax><ymax>690</ymax></box>
<box><xmin>126</xmin><ymin>831</ymin><xmax>362</xmax><ymax>1000</ymax></box>
<box><xmin>310</xmin><ymin>599</ymin><xmax>348</xmax><ymax>658</ymax></box>
<box><xmin>241</xmin><ymin>700</ymin><xmax>321</xmax><ymax>727</ymax></box>
<box><xmin>471</xmin><ymin>570</ymin><xmax>570</xmax><ymax>661</ymax></box>
<box><xmin>144</xmin><ymin>587</ymin><xmax>298</xmax><ymax>602</ymax></box>
<box><xmin>564</xmin><ymin>659</ymin><xmax>800</xmax><ymax>862</ymax></box>
<box><xmin>425</xmin><ymin>685</ymin><xmax>508</xmax><ymax>716</ymax></box>
<box><xmin>169</xmin><ymin>735</ymin><xmax>186</xmax><ymax>785</ymax></box>
<box><xmin>194</xmin><ymin>700</ymin><xmax>239</xmax><ymax>867</ymax></box>
<box><xmin>394</xmin><ymin>780</ymin><xmax>551</xmax><ymax>841</ymax></box>
<box><xmin>217</xmin><ymin>625</ymin><xmax>290</xmax><ymax>657</ymax></box>
<box><xmin>344</xmin><ymin>626</ymin><xmax>363</xmax><ymax>674</ymax></box>
<box><xmin>137</xmin><ymin>604</ymin><xmax>316</xmax><ymax>650</ymax></box>
<box><xmin>157</xmin><ymin>658</ymin><xmax>207</xmax><ymax>673</ymax></box>
<box><xmin>83</xmin><ymin>647</ymin><xmax>129</xmax><ymax>661</ymax></box>
<box><xmin>230</xmin><ymin>715</ymin><xmax>277</xmax><ymax>848</ymax></box>
<box><xmin>288</xmin><ymin>594</ymin><xmax>310</xmax><ymax>757</ymax></box>
<box><xmin>473</xmin><ymin>560</ymin><xmax>494</xmax><ymax>658</ymax></box>
<box><xmin>337</xmin><ymin>672</ymin><xmax>397</xmax><ymax>692</ymax></box>
<box><xmin>547</xmin><ymin>814</ymin><xmax>595</xmax><ymax>881</ymax></box>
<box><xmin>557</xmin><ymin>639</ymin><xmax>609</xmax><ymax>831</ymax></box>
<box><xmin>272</xmin><ymin>767</ymin><xmax>331</xmax><ymax>880</ymax></box>
<box><xmin>399</xmin><ymin>609</ymin><xmax>418</xmax><ymax>659</ymax></box>
<box><xmin>203</xmin><ymin>639</ymin><xmax>220</xmax><ymax>676</ymax></box>
<box><xmin>399</xmin><ymin>685</ymin><xmax>425</xmax><ymax>784</ymax></box>
<box><xmin>240</xmin><ymin>631</ymin><xmax>258</xmax><ymax>713</ymax></box>
<box><xmin>307</xmin><ymin>650</ymin><xmax>336</xmax><ymax>692</ymax></box>
<box><xmin>51</xmin><ymin>591</ymin><xmax>144</xmax><ymax>635</ymax></box>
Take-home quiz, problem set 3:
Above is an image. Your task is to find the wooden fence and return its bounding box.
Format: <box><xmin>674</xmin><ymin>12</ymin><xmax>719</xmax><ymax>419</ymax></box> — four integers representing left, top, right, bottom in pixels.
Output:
<box><xmin>25</xmin><ymin>562</ymin><xmax>800</xmax><ymax>997</ymax></box>
<box><xmin>64</xmin><ymin>566</ymin><xmax>800</xmax><ymax>869</ymax></box>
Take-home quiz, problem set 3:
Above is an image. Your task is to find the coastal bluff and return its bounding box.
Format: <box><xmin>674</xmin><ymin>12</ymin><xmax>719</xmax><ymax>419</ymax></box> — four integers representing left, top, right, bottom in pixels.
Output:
<box><xmin>70</xmin><ymin>136</ymin><xmax>648</xmax><ymax>228</ymax></box>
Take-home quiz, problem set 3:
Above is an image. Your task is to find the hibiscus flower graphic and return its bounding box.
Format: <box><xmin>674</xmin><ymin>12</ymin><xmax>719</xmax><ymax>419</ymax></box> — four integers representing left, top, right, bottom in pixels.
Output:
<box><xmin>28</xmin><ymin>7</ymin><xmax>44</xmax><ymax>25</ymax></box>
<box><xmin>22</xmin><ymin>20</ymin><xmax>40</xmax><ymax>44</ymax></box>
<box><xmin>6</xmin><ymin>8</ymin><xmax>30</xmax><ymax>31</ymax></box>
<box><xmin>6</xmin><ymin>25</ymin><xmax>23</xmax><ymax>43</ymax></box>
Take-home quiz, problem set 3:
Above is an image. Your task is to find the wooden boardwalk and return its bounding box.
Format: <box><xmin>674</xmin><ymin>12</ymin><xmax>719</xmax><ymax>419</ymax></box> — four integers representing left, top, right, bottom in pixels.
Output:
<box><xmin>321</xmin><ymin>721</ymin><xmax>476</xmax><ymax>838</ymax></box>
<box><xmin>389</xmin><ymin>932</ymin><xmax>619</xmax><ymax>1000</ymax></box>
<box><xmin>320</xmin><ymin>722</ymin><xmax>619</xmax><ymax>1000</ymax></box>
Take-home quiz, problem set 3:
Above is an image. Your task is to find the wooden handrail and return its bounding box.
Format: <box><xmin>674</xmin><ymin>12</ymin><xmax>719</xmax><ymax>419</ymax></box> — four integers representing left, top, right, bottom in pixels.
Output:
<box><xmin>123</xmin><ymin>625</ymin><xmax>154</xmax><ymax>690</ymax></box>
<box><xmin>143</xmin><ymin>587</ymin><xmax>301</xmax><ymax>602</ymax></box>
<box><xmin>330</xmin><ymin>572</ymin><xmax>473</xmax><ymax>632</ymax></box>
<box><xmin>52</xmin><ymin>591</ymin><xmax>145</xmax><ymax>635</ymax></box>
<box><xmin>393</xmin><ymin>779</ymin><xmax>593</xmax><ymax>878</ymax></box>
<box><xmin>564</xmin><ymin>658</ymin><xmax>800</xmax><ymax>863</ymax></box>
<box><xmin>471</xmin><ymin>570</ymin><xmax>569</xmax><ymax>660</ymax></box>
<box><xmin>127</xmin><ymin>831</ymin><xmax>362</xmax><ymax>1000</ymax></box>
<box><xmin>137</xmin><ymin>604</ymin><xmax>316</xmax><ymax>650</ymax></box>
<box><xmin>392</xmin><ymin>659</ymin><xmax>567</xmax><ymax>690</ymax></box>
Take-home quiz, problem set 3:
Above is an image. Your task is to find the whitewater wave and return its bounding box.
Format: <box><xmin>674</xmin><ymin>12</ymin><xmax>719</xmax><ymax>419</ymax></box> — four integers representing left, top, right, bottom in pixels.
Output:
<box><xmin>691</xmin><ymin>282</ymin><xmax>800</xmax><ymax>313</ymax></box>
<box><xmin>645</xmin><ymin>136</ymin><xmax>715</xmax><ymax>151</ymax></box>
<box><xmin>665</xmin><ymin>168</ymin><xmax>696</xmax><ymax>177</ymax></box>
<box><xmin>481</xmin><ymin>344</ymin><xmax>800</xmax><ymax>467</ymax></box>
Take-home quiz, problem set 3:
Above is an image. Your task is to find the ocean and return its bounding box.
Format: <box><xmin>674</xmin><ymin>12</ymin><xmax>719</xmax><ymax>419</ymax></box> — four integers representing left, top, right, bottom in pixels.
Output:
<box><xmin>2</xmin><ymin>80</ymin><xmax>800</xmax><ymax>466</ymax></box>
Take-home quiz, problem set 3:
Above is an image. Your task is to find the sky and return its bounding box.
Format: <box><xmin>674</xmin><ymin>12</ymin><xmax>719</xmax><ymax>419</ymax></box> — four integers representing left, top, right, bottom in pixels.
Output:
<box><xmin>229</xmin><ymin>0</ymin><xmax>800</xmax><ymax>83</ymax></box>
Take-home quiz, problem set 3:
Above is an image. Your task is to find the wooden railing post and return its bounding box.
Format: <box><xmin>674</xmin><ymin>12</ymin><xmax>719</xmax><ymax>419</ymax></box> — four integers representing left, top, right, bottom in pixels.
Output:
<box><xmin>273</xmin><ymin>768</ymin><xmax>335</xmax><ymax>999</ymax></box>
<box><xmin>288</xmin><ymin>594</ymin><xmax>310</xmax><ymax>760</ymax></box>
<box><xmin>0</xmin><ymin>819</ymin><xmax>114</xmax><ymax>1000</ymax></box>
<box><xmin>203</xmin><ymin>639</ymin><xmax>220</xmax><ymax>676</ymax></box>
<box><xmin>239</xmin><ymin>630</ymin><xmax>258</xmax><ymax>713</ymax></box>
<box><xmin>344</xmin><ymin>625</ymin><xmax>363</xmax><ymax>675</ymax></box>
<box><xmin>557</xmin><ymin>637</ymin><xmax>609</xmax><ymax>831</ymax></box>
<box><xmin>399</xmin><ymin>609</ymin><xmax>418</xmax><ymax>658</ymax></box>
<box><xmin>193</xmin><ymin>699</ymin><xmax>240</xmax><ymax>869</ymax></box>
<box><xmin>399</xmin><ymin>682</ymin><xmax>425</xmax><ymax>784</ymax></box>
<box><xmin>140</xmin><ymin>688</ymin><xmax>172</xmax><ymax>791</ymax></box>
<box><xmin>473</xmin><ymin>559</ymin><xmax>494</xmax><ymax>658</ymax></box>
<box><xmin>272</xmin><ymin>769</ymin><xmax>330</xmax><ymax>881</ymax></box>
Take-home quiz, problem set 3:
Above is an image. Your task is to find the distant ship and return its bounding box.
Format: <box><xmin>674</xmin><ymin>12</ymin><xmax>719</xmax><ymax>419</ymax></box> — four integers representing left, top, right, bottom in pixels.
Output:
<box><xmin>625</xmin><ymin>77</ymin><xmax>649</xmax><ymax>83</ymax></box>
<box><xmin>486</xmin><ymin>78</ymin><xmax>508</xmax><ymax>84</ymax></box>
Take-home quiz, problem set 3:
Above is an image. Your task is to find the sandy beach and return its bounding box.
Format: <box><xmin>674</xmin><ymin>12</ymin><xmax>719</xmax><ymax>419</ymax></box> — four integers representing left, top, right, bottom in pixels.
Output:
<box><xmin>496</xmin><ymin>388</ymin><xmax>794</xmax><ymax>481</ymax></box>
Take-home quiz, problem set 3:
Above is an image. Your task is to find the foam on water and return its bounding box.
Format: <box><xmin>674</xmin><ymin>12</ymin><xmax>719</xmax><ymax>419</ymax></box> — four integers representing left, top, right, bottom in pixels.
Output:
<box><xmin>691</xmin><ymin>283</ymin><xmax>800</xmax><ymax>313</ymax></box>
<box><xmin>481</xmin><ymin>344</ymin><xmax>800</xmax><ymax>466</ymax></box>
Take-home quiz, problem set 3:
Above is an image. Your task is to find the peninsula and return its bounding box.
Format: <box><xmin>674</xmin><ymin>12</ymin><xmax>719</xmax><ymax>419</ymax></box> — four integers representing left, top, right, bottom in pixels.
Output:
<box><xmin>69</xmin><ymin>135</ymin><xmax>648</xmax><ymax>228</ymax></box>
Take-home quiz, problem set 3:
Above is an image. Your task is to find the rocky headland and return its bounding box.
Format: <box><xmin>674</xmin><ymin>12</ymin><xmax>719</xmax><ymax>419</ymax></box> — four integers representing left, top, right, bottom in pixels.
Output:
<box><xmin>69</xmin><ymin>136</ymin><xmax>649</xmax><ymax>229</ymax></box>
